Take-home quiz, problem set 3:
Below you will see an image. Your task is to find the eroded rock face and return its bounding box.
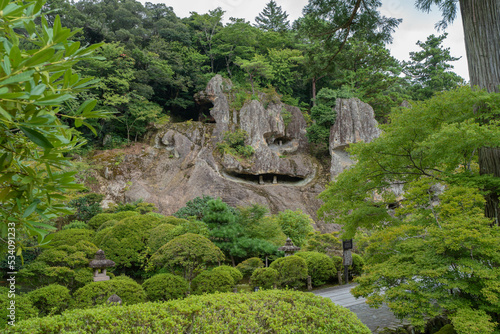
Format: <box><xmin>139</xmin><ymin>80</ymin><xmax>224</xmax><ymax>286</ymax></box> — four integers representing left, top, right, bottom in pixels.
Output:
<box><xmin>330</xmin><ymin>98</ymin><xmax>381</xmax><ymax>179</ymax></box>
<box><xmin>88</xmin><ymin>76</ymin><xmax>334</xmax><ymax>232</ymax></box>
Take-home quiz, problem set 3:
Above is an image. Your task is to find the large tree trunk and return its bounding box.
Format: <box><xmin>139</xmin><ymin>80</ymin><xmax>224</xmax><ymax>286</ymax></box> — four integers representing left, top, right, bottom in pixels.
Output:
<box><xmin>479</xmin><ymin>148</ymin><xmax>500</xmax><ymax>226</ymax></box>
<box><xmin>459</xmin><ymin>0</ymin><xmax>500</xmax><ymax>93</ymax></box>
<box><xmin>460</xmin><ymin>0</ymin><xmax>500</xmax><ymax>224</ymax></box>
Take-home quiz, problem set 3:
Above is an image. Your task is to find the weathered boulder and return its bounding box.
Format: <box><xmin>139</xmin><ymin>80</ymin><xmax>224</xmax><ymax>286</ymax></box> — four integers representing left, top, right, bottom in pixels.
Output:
<box><xmin>330</xmin><ymin>98</ymin><xmax>381</xmax><ymax>179</ymax></box>
<box><xmin>86</xmin><ymin>76</ymin><xmax>334</xmax><ymax>232</ymax></box>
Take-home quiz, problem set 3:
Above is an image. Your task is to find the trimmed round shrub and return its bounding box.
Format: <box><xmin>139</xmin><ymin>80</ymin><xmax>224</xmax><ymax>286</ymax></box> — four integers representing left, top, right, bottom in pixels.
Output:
<box><xmin>147</xmin><ymin>223</ymin><xmax>176</xmax><ymax>253</ymax></box>
<box><xmin>350</xmin><ymin>253</ymin><xmax>364</xmax><ymax>278</ymax></box>
<box><xmin>250</xmin><ymin>267</ymin><xmax>279</xmax><ymax>289</ymax></box>
<box><xmin>142</xmin><ymin>273</ymin><xmax>189</xmax><ymax>301</ymax></box>
<box><xmin>212</xmin><ymin>265</ymin><xmax>243</xmax><ymax>284</ymax></box>
<box><xmin>236</xmin><ymin>257</ymin><xmax>264</xmax><ymax>278</ymax></box>
<box><xmin>331</xmin><ymin>255</ymin><xmax>343</xmax><ymax>272</ymax></box>
<box><xmin>296</xmin><ymin>251</ymin><xmax>335</xmax><ymax>286</ymax></box>
<box><xmin>162</xmin><ymin>216</ymin><xmax>191</xmax><ymax>226</ymax></box>
<box><xmin>191</xmin><ymin>270</ymin><xmax>234</xmax><ymax>295</ymax></box>
<box><xmin>27</xmin><ymin>284</ymin><xmax>71</xmax><ymax>317</ymax></box>
<box><xmin>88</xmin><ymin>211</ymin><xmax>139</xmax><ymax>230</ymax></box>
<box><xmin>0</xmin><ymin>287</ymin><xmax>37</xmax><ymax>329</ymax></box>
<box><xmin>62</xmin><ymin>220</ymin><xmax>89</xmax><ymax>230</ymax></box>
<box><xmin>270</xmin><ymin>255</ymin><xmax>308</xmax><ymax>288</ymax></box>
<box><xmin>150</xmin><ymin>233</ymin><xmax>224</xmax><ymax>283</ymax></box>
<box><xmin>95</xmin><ymin>215</ymin><xmax>167</xmax><ymax>269</ymax></box>
<box><xmin>96</xmin><ymin>219</ymin><xmax>118</xmax><ymax>232</ymax></box>
<box><xmin>93</xmin><ymin>226</ymin><xmax>112</xmax><ymax>246</ymax></box>
<box><xmin>8</xmin><ymin>290</ymin><xmax>371</xmax><ymax>333</ymax></box>
<box><xmin>148</xmin><ymin>221</ymin><xmax>210</xmax><ymax>254</ymax></box>
<box><xmin>435</xmin><ymin>324</ymin><xmax>457</xmax><ymax>334</ymax></box>
<box><xmin>73</xmin><ymin>276</ymin><xmax>146</xmax><ymax>309</ymax></box>
<box><xmin>49</xmin><ymin>229</ymin><xmax>95</xmax><ymax>248</ymax></box>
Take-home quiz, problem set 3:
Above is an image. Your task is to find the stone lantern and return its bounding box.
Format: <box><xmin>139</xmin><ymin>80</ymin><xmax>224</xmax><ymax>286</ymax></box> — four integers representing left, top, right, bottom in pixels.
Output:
<box><xmin>89</xmin><ymin>249</ymin><xmax>115</xmax><ymax>282</ymax></box>
<box><xmin>278</xmin><ymin>238</ymin><xmax>300</xmax><ymax>257</ymax></box>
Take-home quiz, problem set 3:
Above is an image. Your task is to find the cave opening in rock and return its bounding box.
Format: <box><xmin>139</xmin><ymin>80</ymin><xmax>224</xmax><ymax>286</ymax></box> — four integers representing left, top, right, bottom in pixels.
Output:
<box><xmin>267</xmin><ymin>136</ymin><xmax>292</xmax><ymax>146</ymax></box>
<box><xmin>198</xmin><ymin>101</ymin><xmax>216</xmax><ymax>123</ymax></box>
<box><xmin>225</xmin><ymin>171</ymin><xmax>306</xmax><ymax>185</ymax></box>
<box><xmin>168</xmin><ymin>101</ymin><xmax>215</xmax><ymax>123</ymax></box>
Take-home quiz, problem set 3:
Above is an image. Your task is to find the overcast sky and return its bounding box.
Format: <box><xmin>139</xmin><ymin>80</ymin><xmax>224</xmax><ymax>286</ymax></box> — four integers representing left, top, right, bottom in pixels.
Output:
<box><xmin>141</xmin><ymin>0</ymin><xmax>469</xmax><ymax>80</ymax></box>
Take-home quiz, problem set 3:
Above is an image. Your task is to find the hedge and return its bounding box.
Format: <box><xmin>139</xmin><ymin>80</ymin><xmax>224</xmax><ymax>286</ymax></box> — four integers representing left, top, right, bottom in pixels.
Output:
<box><xmin>296</xmin><ymin>251</ymin><xmax>336</xmax><ymax>286</ymax></box>
<box><xmin>212</xmin><ymin>265</ymin><xmax>243</xmax><ymax>285</ymax></box>
<box><xmin>27</xmin><ymin>284</ymin><xmax>71</xmax><ymax>317</ymax></box>
<box><xmin>191</xmin><ymin>270</ymin><xmax>234</xmax><ymax>295</ymax></box>
<box><xmin>72</xmin><ymin>276</ymin><xmax>146</xmax><ymax>309</ymax></box>
<box><xmin>236</xmin><ymin>257</ymin><xmax>264</xmax><ymax>278</ymax></box>
<box><xmin>7</xmin><ymin>290</ymin><xmax>371</xmax><ymax>333</ymax></box>
<box><xmin>270</xmin><ymin>255</ymin><xmax>308</xmax><ymax>288</ymax></box>
<box><xmin>250</xmin><ymin>267</ymin><xmax>279</xmax><ymax>289</ymax></box>
<box><xmin>87</xmin><ymin>211</ymin><xmax>139</xmax><ymax>230</ymax></box>
<box><xmin>142</xmin><ymin>273</ymin><xmax>189</xmax><ymax>302</ymax></box>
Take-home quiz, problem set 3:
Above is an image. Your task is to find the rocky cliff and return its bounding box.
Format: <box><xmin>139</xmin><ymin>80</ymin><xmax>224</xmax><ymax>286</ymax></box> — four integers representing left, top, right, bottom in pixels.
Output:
<box><xmin>329</xmin><ymin>98</ymin><xmax>381</xmax><ymax>179</ymax></box>
<box><xmin>85</xmin><ymin>76</ymin><xmax>381</xmax><ymax>232</ymax></box>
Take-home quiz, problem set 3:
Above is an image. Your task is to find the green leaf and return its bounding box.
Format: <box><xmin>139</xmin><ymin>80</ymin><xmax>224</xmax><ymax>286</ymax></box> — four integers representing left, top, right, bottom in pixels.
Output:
<box><xmin>23</xmin><ymin>202</ymin><xmax>38</xmax><ymax>218</ymax></box>
<box><xmin>30</xmin><ymin>84</ymin><xmax>46</xmax><ymax>96</ymax></box>
<box><xmin>0</xmin><ymin>105</ymin><xmax>12</xmax><ymax>121</ymax></box>
<box><xmin>9</xmin><ymin>45</ymin><xmax>22</xmax><ymax>67</ymax></box>
<box><xmin>34</xmin><ymin>93</ymin><xmax>73</xmax><ymax>106</ymax></box>
<box><xmin>0</xmin><ymin>70</ymin><xmax>35</xmax><ymax>85</ymax></box>
<box><xmin>24</xmin><ymin>48</ymin><xmax>55</xmax><ymax>67</ymax></box>
<box><xmin>19</xmin><ymin>126</ymin><xmax>54</xmax><ymax>148</ymax></box>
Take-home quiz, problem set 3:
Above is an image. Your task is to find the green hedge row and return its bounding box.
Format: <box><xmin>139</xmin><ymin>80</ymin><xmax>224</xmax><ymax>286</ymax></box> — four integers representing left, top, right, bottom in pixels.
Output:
<box><xmin>6</xmin><ymin>290</ymin><xmax>370</xmax><ymax>334</ymax></box>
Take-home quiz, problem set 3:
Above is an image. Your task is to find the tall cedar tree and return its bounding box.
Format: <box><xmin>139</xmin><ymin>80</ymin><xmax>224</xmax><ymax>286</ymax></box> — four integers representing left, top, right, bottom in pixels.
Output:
<box><xmin>415</xmin><ymin>0</ymin><xmax>500</xmax><ymax>223</ymax></box>
<box><xmin>255</xmin><ymin>0</ymin><xmax>290</xmax><ymax>32</ymax></box>
<box><xmin>404</xmin><ymin>33</ymin><xmax>464</xmax><ymax>100</ymax></box>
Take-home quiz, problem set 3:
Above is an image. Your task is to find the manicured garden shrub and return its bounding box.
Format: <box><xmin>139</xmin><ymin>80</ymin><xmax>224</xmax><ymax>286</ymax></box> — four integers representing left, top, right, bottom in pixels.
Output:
<box><xmin>0</xmin><ymin>287</ymin><xmax>37</xmax><ymax>329</ymax></box>
<box><xmin>191</xmin><ymin>270</ymin><xmax>234</xmax><ymax>295</ymax></box>
<box><xmin>435</xmin><ymin>324</ymin><xmax>457</xmax><ymax>334</ymax></box>
<box><xmin>236</xmin><ymin>257</ymin><xmax>264</xmax><ymax>278</ymax></box>
<box><xmin>296</xmin><ymin>251</ymin><xmax>336</xmax><ymax>286</ymax></box>
<box><xmin>331</xmin><ymin>255</ymin><xmax>343</xmax><ymax>272</ymax></box>
<box><xmin>142</xmin><ymin>273</ymin><xmax>189</xmax><ymax>302</ymax></box>
<box><xmin>150</xmin><ymin>233</ymin><xmax>224</xmax><ymax>283</ymax></box>
<box><xmin>147</xmin><ymin>223</ymin><xmax>177</xmax><ymax>253</ymax></box>
<box><xmin>161</xmin><ymin>216</ymin><xmax>191</xmax><ymax>226</ymax></box>
<box><xmin>350</xmin><ymin>253</ymin><xmax>365</xmax><ymax>278</ymax></box>
<box><xmin>95</xmin><ymin>219</ymin><xmax>118</xmax><ymax>232</ymax></box>
<box><xmin>27</xmin><ymin>284</ymin><xmax>71</xmax><ymax>317</ymax></box>
<box><xmin>270</xmin><ymin>255</ymin><xmax>308</xmax><ymax>288</ymax></box>
<box><xmin>212</xmin><ymin>265</ymin><xmax>243</xmax><ymax>284</ymax></box>
<box><xmin>72</xmin><ymin>276</ymin><xmax>146</xmax><ymax>309</ymax></box>
<box><xmin>8</xmin><ymin>290</ymin><xmax>371</xmax><ymax>333</ymax></box>
<box><xmin>87</xmin><ymin>211</ymin><xmax>139</xmax><ymax>230</ymax></box>
<box><xmin>18</xmin><ymin>241</ymin><xmax>98</xmax><ymax>291</ymax></box>
<box><xmin>62</xmin><ymin>220</ymin><xmax>89</xmax><ymax>230</ymax></box>
<box><xmin>148</xmin><ymin>220</ymin><xmax>211</xmax><ymax>254</ymax></box>
<box><xmin>92</xmin><ymin>226</ymin><xmax>112</xmax><ymax>246</ymax></box>
<box><xmin>94</xmin><ymin>215</ymin><xmax>167</xmax><ymax>270</ymax></box>
<box><xmin>49</xmin><ymin>229</ymin><xmax>95</xmax><ymax>248</ymax></box>
<box><xmin>250</xmin><ymin>267</ymin><xmax>279</xmax><ymax>289</ymax></box>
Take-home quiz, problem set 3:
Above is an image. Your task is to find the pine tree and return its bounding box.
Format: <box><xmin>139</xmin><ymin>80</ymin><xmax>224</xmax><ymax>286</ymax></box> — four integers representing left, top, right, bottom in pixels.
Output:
<box><xmin>255</xmin><ymin>0</ymin><xmax>290</xmax><ymax>32</ymax></box>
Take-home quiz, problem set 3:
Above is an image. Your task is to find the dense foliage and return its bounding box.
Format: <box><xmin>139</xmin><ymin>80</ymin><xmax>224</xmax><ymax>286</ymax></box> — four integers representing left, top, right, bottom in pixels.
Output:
<box><xmin>319</xmin><ymin>88</ymin><xmax>500</xmax><ymax>332</ymax></box>
<box><xmin>0</xmin><ymin>0</ymin><xmax>109</xmax><ymax>250</ymax></box>
<box><xmin>142</xmin><ymin>273</ymin><xmax>188</xmax><ymax>302</ymax></box>
<box><xmin>270</xmin><ymin>255</ymin><xmax>309</xmax><ymax>288</ymax></box>
<box><xmin>296</xmin><ymin>251</ymin><xmax>336</xmax><ymax>286</ymax></box>
<box><xmin>6</xmin><ymin>290</ymin><xmax>371</xmax><ymax>333</ymax></box>
<box><xmin>72</xmin><ymin>276</ymin><xmax>146</xmax><ymax>309</ymax></box>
